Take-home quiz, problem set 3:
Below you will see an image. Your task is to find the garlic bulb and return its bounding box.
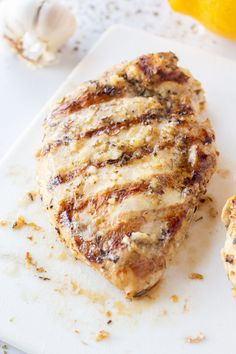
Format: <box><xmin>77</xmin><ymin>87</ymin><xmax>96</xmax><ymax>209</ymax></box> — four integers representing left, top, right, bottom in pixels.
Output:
<box><xmin>0</xmin><ymin>0</ymin><xmax>77</xmax><ymax>67</ymax></box>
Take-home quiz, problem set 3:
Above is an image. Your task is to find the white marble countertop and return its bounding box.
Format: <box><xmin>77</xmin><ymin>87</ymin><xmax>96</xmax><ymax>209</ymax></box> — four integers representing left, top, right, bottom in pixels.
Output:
<box><xmin>0</xmin><ymin>0</ymin><xmax>235</xmax><ymax>353</ymax></box>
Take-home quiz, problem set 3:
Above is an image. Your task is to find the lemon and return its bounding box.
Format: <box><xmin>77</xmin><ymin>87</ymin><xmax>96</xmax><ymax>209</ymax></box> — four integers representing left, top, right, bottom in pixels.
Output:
<box><xmin>168</xmin><ymin>0</ymin><xmax>236</xmax><ymax>39</ymax></box>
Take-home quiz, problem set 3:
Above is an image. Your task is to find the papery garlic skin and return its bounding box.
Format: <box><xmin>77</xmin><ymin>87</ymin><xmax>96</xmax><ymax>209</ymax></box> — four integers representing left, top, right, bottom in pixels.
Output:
<box><xmin>0</xmin><ymin>0</ymin><xmax>39</xmax><ymax>39</ymax></box>
<box><xmin>36</xmin><ymin>1</ymin><xmax>77</xmax><ymax>52</ymax></box>
<box><xmin>0</xmin><ymin>0</ymin><xmax>77</xmax><ymax>67</ymax></box>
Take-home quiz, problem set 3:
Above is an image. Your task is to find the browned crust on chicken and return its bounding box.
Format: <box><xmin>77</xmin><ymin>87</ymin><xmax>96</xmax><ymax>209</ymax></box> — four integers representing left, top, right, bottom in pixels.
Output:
<box><xmin>37</xmin><ymin>52</ymin><xmax>217</xmax><ymax>297</ymax></box>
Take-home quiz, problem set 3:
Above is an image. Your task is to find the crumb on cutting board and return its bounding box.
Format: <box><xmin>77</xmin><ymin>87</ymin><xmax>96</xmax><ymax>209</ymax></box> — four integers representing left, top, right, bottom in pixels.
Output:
<box><xmin>185</xmin><ymin>333</ymin><xmax>206</xmax><ymax>344</ymax></box>
<box><xmin>25</xmin><ymin>251</ymin><xmax>46</xmax><ymax>274</ymax></box>
<box><xmin>105</xmin><ymin>310</ymin><xmax>112</xmax><ymax>318</ymax></box>
<box><xmin>96</xmin><ymin>330</ymin><xmax>110</xmax><ymax>342</ymax></box>
<box><xmin>25</xmin><ymin>251</ymin><xmax>33</xmax><ymax>267</ymax></box>
<box><xmin>36</xmin><ymin>266</ymin><xmax>46</xmax><ymax>273</ymax></box>
<box><xmin>0</xmin><ymin>220</ymin><xmax>8</xmax><ymax>226</ymax></box>
<box><xmin>13</xmin><ymin>216</ymin><xmax>26</xmax><ymax>229</ymax></box>
<box><xmin>170</xmin><ymin>294</ymin><xmax>179</xmax><ymax>303</ymax></box>
<box><xmin>18</xmin><ymin>191</ymin><xmax>37</xmax><ymax>207</ymax></box>
<box><xmin>12</xmin><ymin>216</ymin><xmax>42</xmax><ymax>231</ymax></box>
<box><xmin>188</xmin><ymin>272</ymin><xmax>204</xmax><ymax>280</ymax></box>
<box><xmin>38</xmin><ymin>276</ymin><xmax>50</xmax><ymax>281</ymax></box>
<box><xmin>26</xmin><ymin>222</ymin><xmax>42</xmax><ymax>231</ymax></box>
<box><xmin>27</xmin><ymin>191</ymin><xmax>37</xmax><ymax>201</ymax></box>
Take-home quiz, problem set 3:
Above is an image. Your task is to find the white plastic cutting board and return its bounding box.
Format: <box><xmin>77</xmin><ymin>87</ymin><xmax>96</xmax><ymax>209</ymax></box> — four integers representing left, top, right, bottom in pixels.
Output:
<box><xmin>0</xmin><ymin>25</ymin><xmax>236</xmax><ymax>354</ymax></box>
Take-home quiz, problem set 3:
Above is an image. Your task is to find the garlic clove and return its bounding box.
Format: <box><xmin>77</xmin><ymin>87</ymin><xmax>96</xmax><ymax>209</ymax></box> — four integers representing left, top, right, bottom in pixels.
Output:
<box><xmin>22</xmin><ymin>32</ymin><xmax>44</xmax><ymax>61</ymax></box>
<box><xmin>0</xmin><ymin>0</ymin><xmax>77</xmax><ymax>67</ymax></box>
<box><xmin>1</xmin><ymin>0</ymin><xmax>42</xmax><ymax>39</ymax></box>
<box><xmin>22</xmin><ymin>32</ymin><xmax>55</xmax><ymax>63</ymax></box>
<box><xmin>36</xmin><ymin>1</ymin><xmax>77</xmax><ymax>52</ymax></box>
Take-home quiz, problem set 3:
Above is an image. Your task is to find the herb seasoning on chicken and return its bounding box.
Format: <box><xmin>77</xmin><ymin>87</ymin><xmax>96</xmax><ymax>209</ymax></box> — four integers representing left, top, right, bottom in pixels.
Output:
<box><xmin>37</xmin><ymin>53</ymin><xmax>217</xmax><ymax>297</ymax></box>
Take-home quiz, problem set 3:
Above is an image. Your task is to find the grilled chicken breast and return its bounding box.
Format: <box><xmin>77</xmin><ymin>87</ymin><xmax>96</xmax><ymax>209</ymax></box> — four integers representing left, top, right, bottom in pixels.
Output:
<box><xmin>37</xmin><ymin>52</ymin><xmax>217</xmax><ymax>297</ymax></box>
<box><xmin>222</xmin><ymin>196</ymin><xmax>236</xmax><ymax>288</ymax></box>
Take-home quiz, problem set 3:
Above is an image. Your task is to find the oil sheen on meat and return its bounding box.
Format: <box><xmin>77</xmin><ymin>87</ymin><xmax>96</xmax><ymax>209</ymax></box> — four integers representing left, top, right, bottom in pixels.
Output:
<box><xmin>37</xmin><ymin>52</ymin><xmax>217</xmax><ymax>297</ymax></box>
